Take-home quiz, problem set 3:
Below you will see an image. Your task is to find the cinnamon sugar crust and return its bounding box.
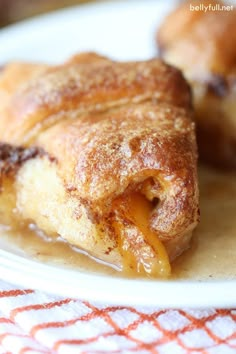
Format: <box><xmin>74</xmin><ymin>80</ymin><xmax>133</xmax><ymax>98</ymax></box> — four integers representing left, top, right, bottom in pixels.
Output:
<box><xmin>37</xmin><ymin>102</ymin><xmax>198</xmax><ymax>242</ymax></box>
<box><xmin>0</xmin><ymin>52</ymin><xmax>199</xmax><ymax>274</ymax></box>
<box><xmin>0</xmin><ymin>53</ymin><xmax>191</xmax><ymax>145</ymax></box>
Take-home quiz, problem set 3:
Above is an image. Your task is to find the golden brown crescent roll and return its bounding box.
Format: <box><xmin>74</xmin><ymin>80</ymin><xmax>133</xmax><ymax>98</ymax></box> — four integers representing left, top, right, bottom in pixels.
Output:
<box><xmin>0</xmin><ymin>52</ymin><xmax>199</xmax><ymax>278</ymax></box>
<box><xmin>157</xmin><ymin>0</ymin><xmax>236</xmax><ymax>169</ymax></box>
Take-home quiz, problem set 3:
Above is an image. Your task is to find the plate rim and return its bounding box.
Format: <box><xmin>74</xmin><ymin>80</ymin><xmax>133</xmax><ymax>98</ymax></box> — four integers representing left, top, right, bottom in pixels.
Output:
<box><xmin>0</xmin><ymin>248</ymin><xmax>235</xmax><ymax>308</ymax></box>
<box><xmin>0</xmin><ymin>0</ymin><xmax>235</xmax><ymax>308</ymax></box>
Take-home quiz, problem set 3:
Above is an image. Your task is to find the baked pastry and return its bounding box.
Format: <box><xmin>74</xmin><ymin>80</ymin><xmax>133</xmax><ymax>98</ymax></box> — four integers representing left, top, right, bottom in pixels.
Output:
<box><xmin>157</xmin><ymin>0</ymin><xmax>236</xmax><ymax>169</ymax></box>
<box><xmin>0</xmin><ymin>53</ymin><xmax>199</xmax><ymax>277</ymax></box>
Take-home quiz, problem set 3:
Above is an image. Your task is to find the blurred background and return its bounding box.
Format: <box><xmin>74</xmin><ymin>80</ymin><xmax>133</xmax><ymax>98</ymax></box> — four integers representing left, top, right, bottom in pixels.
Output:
<box><xmin>0</xmin><ymin>0</ymin><xmax>98</xmax><ymax>27</ymax></box>
<box><xmin>1</xmin><ymin>0</ymin><xmax>236</xmax><ymax>28</ymax></box>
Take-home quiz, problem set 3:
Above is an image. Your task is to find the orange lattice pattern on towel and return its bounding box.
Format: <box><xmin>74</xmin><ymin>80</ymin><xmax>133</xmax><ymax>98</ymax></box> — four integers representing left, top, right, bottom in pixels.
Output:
<box><xmin>0</xmin><ymin>282</ymin><xmax>235</xmax><ymax>353</ymax></box>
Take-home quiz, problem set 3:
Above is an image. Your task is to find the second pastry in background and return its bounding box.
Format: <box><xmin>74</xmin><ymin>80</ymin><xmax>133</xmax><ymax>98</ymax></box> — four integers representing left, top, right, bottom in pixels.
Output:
<box><xmin>157</xmin><ymin>0</ymin><xmax>236</xmax><ymax>169</ymax></box>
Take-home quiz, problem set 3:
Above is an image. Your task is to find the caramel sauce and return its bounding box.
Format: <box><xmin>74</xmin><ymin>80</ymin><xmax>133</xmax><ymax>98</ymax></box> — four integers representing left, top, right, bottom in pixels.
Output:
<box><xmin>0</xmin><ymin>224</ymin><xmax>118</xmax><ymax>276</ymax></box>
<box><xmin>172</xmin><ymin>165</ymin><xmax>236</xmax><ymax>280</ymax></box>
<box><xmin>0</xmin><ymin>165</ymin><xmax>236</xmax><ymax>280</ymax></box>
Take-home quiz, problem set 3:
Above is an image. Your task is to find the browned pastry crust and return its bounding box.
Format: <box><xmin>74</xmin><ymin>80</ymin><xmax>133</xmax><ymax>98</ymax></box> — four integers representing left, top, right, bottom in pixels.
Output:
<box><xmin>0</xmin><ymin>53</ymin><xmax>199</xmax><ymax>277</ymax></box>
<box><xmin>0</xmin><ymin>53</ymin><xmax>192</xmax><ymax>145</ymax></box>
<box><xmin>157</xmin><ymin>0</ymin><xmax>236</xmax><ymax>169</ymax></box>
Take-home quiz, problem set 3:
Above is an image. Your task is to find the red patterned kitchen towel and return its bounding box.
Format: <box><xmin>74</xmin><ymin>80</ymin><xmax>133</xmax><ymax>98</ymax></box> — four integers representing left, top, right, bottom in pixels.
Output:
<box><xmin>0</xmin><ymin>280</ymin><xmax>235</xmax><ymax>353</ymax></box>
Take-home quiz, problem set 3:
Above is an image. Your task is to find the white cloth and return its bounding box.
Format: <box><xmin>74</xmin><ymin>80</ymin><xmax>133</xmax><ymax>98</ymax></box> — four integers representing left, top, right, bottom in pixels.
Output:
<box><xmin>0</xmin><ymin>280</ymin><xmax>235</xmax><ymax>353</ymax></box>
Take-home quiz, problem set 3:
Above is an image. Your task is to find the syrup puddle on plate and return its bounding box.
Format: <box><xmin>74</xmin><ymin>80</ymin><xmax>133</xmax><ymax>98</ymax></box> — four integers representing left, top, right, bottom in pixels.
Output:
<box><xmin>0</xmin><ymin>165</ymin><xmax>236</xmax><ymax>280</ymax></box>
<box><xmin>172</xmin><ymin>165</ymin><xmax>236</xmax><ymax>280</ymax></box>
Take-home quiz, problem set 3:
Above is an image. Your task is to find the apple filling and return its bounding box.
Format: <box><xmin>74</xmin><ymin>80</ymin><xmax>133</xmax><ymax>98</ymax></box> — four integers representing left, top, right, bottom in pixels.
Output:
<box><xmin>112</xmin><ymin>192</ymin><xmax>171</xmax><ymax>277</ymax></box>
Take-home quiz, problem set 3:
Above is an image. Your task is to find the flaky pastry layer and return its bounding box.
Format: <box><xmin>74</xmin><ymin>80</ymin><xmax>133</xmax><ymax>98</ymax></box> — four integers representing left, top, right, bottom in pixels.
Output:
<box><xmin>0</xmin><ymin>53</ymin><xmax>199</xmax><ymax>277</ymax></box>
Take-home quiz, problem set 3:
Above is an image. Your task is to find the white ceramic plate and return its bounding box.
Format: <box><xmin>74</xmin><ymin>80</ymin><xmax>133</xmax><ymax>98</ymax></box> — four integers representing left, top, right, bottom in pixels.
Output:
<box><xmin>0</xmin><ymin>0</ymin><xmax>235</xmax><ymax>308</ymax></box>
